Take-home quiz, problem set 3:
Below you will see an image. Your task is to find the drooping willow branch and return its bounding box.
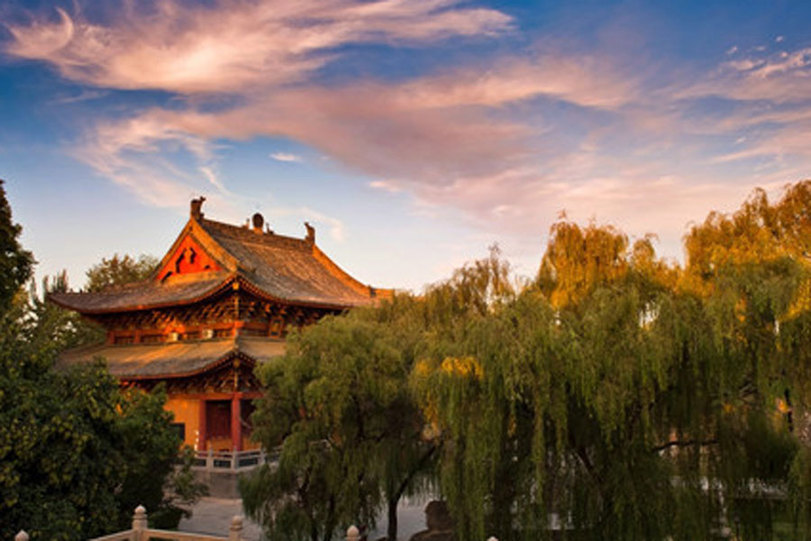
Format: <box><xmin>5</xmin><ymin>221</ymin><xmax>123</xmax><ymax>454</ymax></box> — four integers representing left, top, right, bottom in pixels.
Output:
<box><xmin>650</xmin><ymin>438</ymin><xmax>719</xmax><ymax>453</ymax></box>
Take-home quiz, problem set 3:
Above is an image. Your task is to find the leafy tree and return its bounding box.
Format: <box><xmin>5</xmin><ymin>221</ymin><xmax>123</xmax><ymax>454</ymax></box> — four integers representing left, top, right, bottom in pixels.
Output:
<box><xmin>85</xmin><ymin>254</ymin><xmax>158</xmax><ymax>292</ymax></box>
<box><xmin>0</xmin><ymin>179</ymin><xmax>33</xmax><ymax>310</ymax></box>
<box><xmin>0</xmin><ymin>274</ymin><xmax>187</xmax><ymax>540</ymax></box>
<box><xmin>413</xmin><ymin>210</ymin><xmax>811</xmax><ymax>541</ymax></box>
<box><xmin>242</xmin><ymin>310</ymin><xmax>435</xmax><ymax>541</ymax></box>
<box><xmin>31</xmin><ymin>272</ymin><xmax>104</xmax><ymax>350</ymax></box>
<box><xmin>0</xmin><ymin>349</ymin><xmax>183</xmax><ymax>539</ymax></box>
<box><xmin>244</xmin><ymin>182</ymin><xmax>811</xmax><ymax>541</ymax></box>
<box><xmin>113</xmin><ymin>385</ymin><xmax>192</xmax><ymax>530</ymax></box>
<box><xmin>0</xmin><ymin>183</ymin><xmax>189</xmax><ymax>539</ymax></box>
<box><xmin>537</xmin><ymin>220</ymin><xmax>629</xmax><ymax>308</ymax></box>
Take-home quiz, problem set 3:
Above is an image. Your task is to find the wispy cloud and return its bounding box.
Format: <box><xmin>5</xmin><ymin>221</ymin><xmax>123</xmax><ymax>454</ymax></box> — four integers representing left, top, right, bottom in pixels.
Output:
<box><xmin>680</xmin><ymin>46</ymin><xmax>811</xmax><ymax>103</ymax></box>
<box><xmin>369</xmin><ymin>180</ymin><xmax>402</xmax><ymax>193</ymax></box>
<box><xmin>394</xmin><ymin>55</ymin><xmax>639</xmax><ymax>110</ymax></box>
<box><xmin>270</xmin><ymin>152</ymin><xmax>303</xmax><ymax>163</ymax></box>
<box><xmin>65</xmin><ymin>43</ymin><xmax>639</xmax><ymax>200</ymax></box>
<box><xmin>73</xmin><ymin>111</ymin><xmax>233</xmax><ymax>212</ymax></box>
<box><xmin>5</xmin><ymin>1</ymin><xmax>511</xmax><ymax>94</ymax></box>
<box><xmin>52</xmin><ymin>88</ymin><xmax>108</xmax><ymax>104</ymax></box>
<box><xmin>6</xmin><ymin>0</ymin><xmax>811</xmax><ymax>260</ymax></box>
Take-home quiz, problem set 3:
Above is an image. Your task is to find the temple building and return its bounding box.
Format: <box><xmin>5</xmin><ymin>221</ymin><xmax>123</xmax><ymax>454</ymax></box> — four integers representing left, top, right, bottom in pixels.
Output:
<box><xmin>51</xmin><ymin>198</ymin><xmax>391</xmax><ymax>453</ymax></box>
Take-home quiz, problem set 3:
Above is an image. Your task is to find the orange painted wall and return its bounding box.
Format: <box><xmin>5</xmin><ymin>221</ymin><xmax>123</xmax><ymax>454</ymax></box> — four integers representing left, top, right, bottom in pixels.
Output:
<box><xmin>166</xmin><ymin>397</ymin><xmax>202</xmax><ymax>449</ymax></box>
<box><xmin>205</xmin><ymin>436</ymin><xmax>261</xmax><ymax>452</ymax></box>
<box><xmin>165</xmin><ymin>396</ymin><xmax>262</xmax><ymax>451</ymax></box>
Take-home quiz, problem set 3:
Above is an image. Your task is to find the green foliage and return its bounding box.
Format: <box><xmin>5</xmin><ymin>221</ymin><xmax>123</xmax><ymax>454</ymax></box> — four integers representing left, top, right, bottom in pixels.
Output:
<box><xmin>85</xmin><ymin>254</ymin><xmax>158</xmax><ymax>292</ymax></box>
<box><xmin>242</xmin><ymin>311</ymin><xmax>434</xmax><ymax>541</ymax></box>
<box><xmin>0</xmin><ymin>179</ymin><xmax>33</xmax><ymax>311</ymax></box>
<box><xmin>0</xmin><ymin>285</ymin><xmax>187</xmax><ymax>538</ymax></box>
<box><xmin>113</xmin><ymin>385</ymin><xmax>195</xmax><ymax>530</ymax></box>
<box><xmin>0</xmin><ymin>186</ymin><xmax>183</xmax><ymax>539</ymax></box>
<box><xmin>0</xmin><ymin>347</ymin><xmax>182</xmax><ymax>539</ymax></box>
<box><xmin>246</xmin><ymin>181</ymin><xmax>811</xmax><ymax>541</ymax></box>
<box><xmin>32</xmin><ymin>272</ymin><xmax>105</xmax><ymax>350</ymax></box>
<box><xmin>412</xmin><ymin>191</ymin><xmax>811</xmax><ymax>541</ymax></box>
<box><xmin>409</xmin><ymin>239</ymin><xmax>811</xmax><ymax>540</ymax></box>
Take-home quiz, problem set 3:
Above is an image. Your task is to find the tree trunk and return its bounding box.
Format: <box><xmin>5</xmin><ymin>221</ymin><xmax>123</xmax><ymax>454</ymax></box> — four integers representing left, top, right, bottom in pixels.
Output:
<box><xmin>387</xmin><ymin>497</ymin><xmax>399</xmax><ymax>541</ymax></box>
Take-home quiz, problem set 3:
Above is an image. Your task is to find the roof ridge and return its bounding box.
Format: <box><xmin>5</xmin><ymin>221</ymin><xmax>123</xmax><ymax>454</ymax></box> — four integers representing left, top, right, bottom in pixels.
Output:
<box><xmin>200</xmin><ymin>217</ymin><xmax>310</xmax><ymax>249</ymax></box>
<box><xmin>50</xmin><ymin>202</ymin><xmax>388</xmax><ymax>314</ymax></box>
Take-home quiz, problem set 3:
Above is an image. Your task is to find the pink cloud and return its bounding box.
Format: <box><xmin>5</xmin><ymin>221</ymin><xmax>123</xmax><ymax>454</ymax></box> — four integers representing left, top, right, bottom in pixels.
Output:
<box><xmin>9</xmin><ymin>0</ymin><xmax>811</xmax><ymax>264</ymax></box>
<box><xmin>679</xmin><ymin>46</ymin><xmax>811</xmax><ymax>104</ymax></box>
<box><xmin>396</xmin><ymin>56</ymin><xmax>639</xmax><ymax>110</ymax></box>
<box><xmin>6</xmin><ymin>0</ymin><xmax>654</xmax><ymax>238</ymax></box>
<box><xmin>5</xmin><ymin>0</ymin><xmax>512</xmax><ymax>94</ymax></box>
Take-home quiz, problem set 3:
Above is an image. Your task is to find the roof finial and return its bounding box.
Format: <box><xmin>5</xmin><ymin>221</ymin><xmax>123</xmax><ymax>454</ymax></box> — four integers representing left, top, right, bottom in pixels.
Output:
<box><xmin>190</xmin><ymin>196</ymin><xmax>206</xmax><ymax>220</ymax></box>
<box><xmin>252</xmin><ymin>212</ymin><xmax>265</xmax><ymax>234</ymax></box>
<box><xmin>305</xmin><ymin>222</ymin><xmax>315</xmax><ymax>244</ymax></box>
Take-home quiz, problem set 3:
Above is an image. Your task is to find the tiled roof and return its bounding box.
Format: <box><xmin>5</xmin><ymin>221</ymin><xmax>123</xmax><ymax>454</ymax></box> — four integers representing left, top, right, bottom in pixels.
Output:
<box><xmin>58</xmin><ymin>336</ymin><xmax>286</xmax><ymax>379</ymax></box>
<box><xmin>199</xmin><ymin>219</ymin><xmax>382</xmax><ymax>308</ymax></box>
<box><xmin>49</xmin><ymin>211</ymin><xmax>391</xmax><ymax>313</ymax></box>
<box><xmin>50</xmin><ymin>272</ymin><xmax>230</xmax><ymax>313</ymax></box>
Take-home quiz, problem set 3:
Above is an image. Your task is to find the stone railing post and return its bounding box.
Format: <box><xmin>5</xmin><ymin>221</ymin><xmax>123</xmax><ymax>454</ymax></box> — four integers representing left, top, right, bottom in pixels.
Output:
<box><xmin>132</xmin><ymin>505</ymin><xmax>147</xmax><ymax>541</ymax></box>
<box><xmin>14</xmin><ymin>531</ymin><xmax>28</xmax><ymax>541</ymax></box>
<box><xmin>228</xmin><ymin>515</ymin><xmax>244</xmax><ymax>541</ymax></box>
<box><xmin>206</xmin><ymin>448</ymin><xmax>214</xmax><ymax>471</ymax></box>
<box><xmin>346</xmin><ymin>525</ymin><xmax>360</xmax><ymax>541</ymax></box>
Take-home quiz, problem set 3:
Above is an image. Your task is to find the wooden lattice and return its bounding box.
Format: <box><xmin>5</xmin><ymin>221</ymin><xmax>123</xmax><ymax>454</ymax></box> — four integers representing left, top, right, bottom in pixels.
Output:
<box><xmin>92</xmin><ymin>288</ymin><xmax>341</xmax><ymax>345</ymax></box>
<box><xmin>127</xmin><ymin>354</ymin><xmax>261</xmax><ymax>395</ymax></box>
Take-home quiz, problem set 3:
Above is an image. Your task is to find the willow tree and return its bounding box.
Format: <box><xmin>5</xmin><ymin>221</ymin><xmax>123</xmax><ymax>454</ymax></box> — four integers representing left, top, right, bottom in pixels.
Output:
<box><xmin>413</xmin><ymin>234</ymin><xmax>695</xmax><ymax>540</ymax></box>
<box><xmin>413</xmin><ymin>202</ymin><xmax>811</xmax><ymax>541</ymax></box>
<box><xmin>244</xmin><ymin>183</ymin><xmax>811</xmax><ymax>541</ymax></box>
<box><xmin>242</xmin><ymin>308</ymin><xmax>436</xmax><ymax>541</ymax></box>
<box><xmin>682</xmin><ymin>182</ymin><xmax>811</xmax><ymax>537</ymax></box>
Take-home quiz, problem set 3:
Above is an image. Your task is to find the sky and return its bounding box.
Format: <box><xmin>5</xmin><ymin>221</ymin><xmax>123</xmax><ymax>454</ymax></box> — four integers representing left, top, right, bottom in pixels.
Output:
<box><xmin>2</xmin><ymin>0</ymin><xmax>811</xmax><ymax>292</ymax></box>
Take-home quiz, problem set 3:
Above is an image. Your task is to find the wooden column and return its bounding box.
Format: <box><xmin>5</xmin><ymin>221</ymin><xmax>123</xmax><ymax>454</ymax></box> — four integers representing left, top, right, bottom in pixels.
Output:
<box><xmin>198</xmin><ymin>399</ymin><xmax>207</xmax><ymax>451</ymax></box>
<box><xmin>231</xmin><ymin>393</ymin><xmax>243</xmax><ymax>451</ymax></box>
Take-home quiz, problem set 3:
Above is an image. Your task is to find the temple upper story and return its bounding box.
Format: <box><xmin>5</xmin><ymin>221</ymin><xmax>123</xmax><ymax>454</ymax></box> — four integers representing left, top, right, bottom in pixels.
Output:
<box><xmin>50</xmin><ymin>197</ymin><xmax>392</xmax><ymax>345</ymax></box>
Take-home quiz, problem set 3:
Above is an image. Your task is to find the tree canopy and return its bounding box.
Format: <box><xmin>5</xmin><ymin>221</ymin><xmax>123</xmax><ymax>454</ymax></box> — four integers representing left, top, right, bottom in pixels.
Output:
<box><xmin>85</xmin><ymin>254</ymin><xmax>159</xmax><ymax>292</ymax></box>
<box><xmin>0</xmin><ymin>179</ymin><xmax>33</xmax><ymax>308</ymax></box>
<box><xmin>245</xmin><ymin>180</ymin><xmax>811</xmax><ymax>541</ymax></box>
<box><xmin>242</xmin><ymin>306</ymin><xmax>436</xmax><ymax>541</ymax></box>
<box><xmin>0</xmin><ymin>184</ymin><xmax>191</xmax><ymax>540</ymax></box>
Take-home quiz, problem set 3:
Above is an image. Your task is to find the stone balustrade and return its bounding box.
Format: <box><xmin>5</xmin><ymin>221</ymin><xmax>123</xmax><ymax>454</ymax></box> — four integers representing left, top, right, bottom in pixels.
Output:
<box><xmin>14</xmin><ymin>506</ymin><xmax>243</xmax><ymax>541</ymax></box>
<box><xmin>14</xmin><ymin>504</ymin><xmax>500</xmax><ymax>541</ymax></box>
<box><xmin>191</xmin><ymin>448</ymin><xmax>279</xmax><ymax>472</ymax></box>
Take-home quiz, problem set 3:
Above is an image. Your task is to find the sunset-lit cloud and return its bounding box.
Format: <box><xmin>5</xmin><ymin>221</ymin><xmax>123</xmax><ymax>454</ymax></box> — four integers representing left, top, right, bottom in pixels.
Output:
<box><xmin>394</xmin><ymin>56</ymin><xmax>640</xmax><ymax>110</ymax></box>
<box><xmin>53</xmin><ymin>36</ymin><xmax>811</xmax><ymax>250</ymax></box>
<box><xmin>5</xmin><ymin>0</ymin><xmax>511</xmax><ymax>94</ymax></box>
<box><xmin>679</xmin><ymin>45</ymin><xmax>811</xmax><ymax>103</ymax></box>
<box><xmin>4</xmin><ymin>0</ymin><xmax>811</xmax><ymax>283</ymax></box>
